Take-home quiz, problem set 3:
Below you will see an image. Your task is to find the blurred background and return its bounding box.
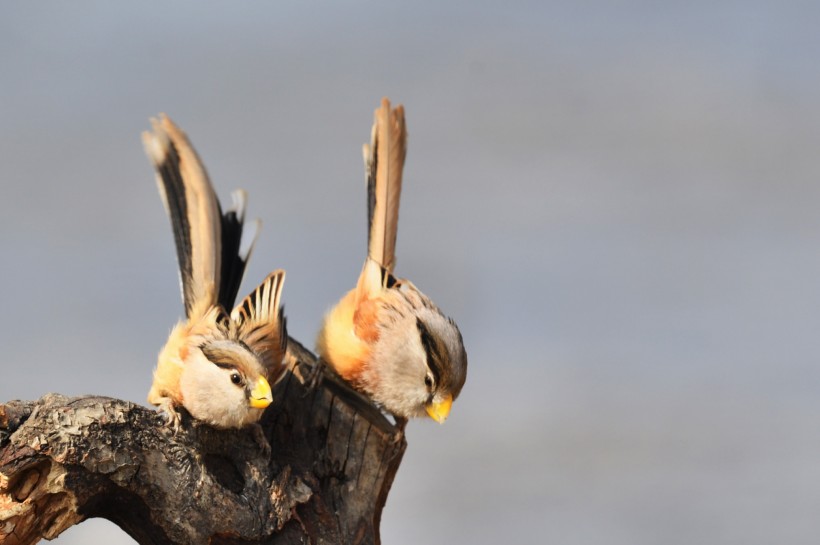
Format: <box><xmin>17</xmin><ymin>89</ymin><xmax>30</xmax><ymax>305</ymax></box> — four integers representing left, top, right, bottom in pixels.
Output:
<box><xmin>2</xmin><ymin>2</ymin><xmax>820</xmax><ymax>543</ymax></box>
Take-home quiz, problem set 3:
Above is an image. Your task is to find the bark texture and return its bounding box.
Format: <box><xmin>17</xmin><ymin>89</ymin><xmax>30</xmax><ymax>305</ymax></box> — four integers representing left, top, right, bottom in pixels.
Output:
<box><xmin>0</xmin><ymin>341</ymin><xmax>407</xmax><ymax>545</ymax></box>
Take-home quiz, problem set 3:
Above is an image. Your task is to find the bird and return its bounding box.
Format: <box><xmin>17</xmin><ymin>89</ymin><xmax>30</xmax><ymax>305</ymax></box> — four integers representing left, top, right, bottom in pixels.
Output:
<box><xmin>142</xmin><ymin>114</ymin><xmax>288</xmax><ymax>431</ymax></box>
<box><xmin>316</xmin><ymin>98</ymin><xmax>467</xmax><ymax>424</ymax></box>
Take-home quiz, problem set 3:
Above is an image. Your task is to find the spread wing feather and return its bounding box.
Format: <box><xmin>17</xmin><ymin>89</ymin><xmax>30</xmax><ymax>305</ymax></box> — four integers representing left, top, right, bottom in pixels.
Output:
<box><xmin>231</xmin><ymin>270</ymin><xmax>288</xmax><ymax>380</ymax></box>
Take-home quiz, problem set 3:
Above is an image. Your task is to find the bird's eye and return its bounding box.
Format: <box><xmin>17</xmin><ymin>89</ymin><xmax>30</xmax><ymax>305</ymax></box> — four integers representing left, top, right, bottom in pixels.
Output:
<box><xmin>424</xmin><ymin>374</ymin><xmax>434</xmax><ymax>389</ymax></box>
<box><xmin>230</xmin><ymin>373</ymin><xmax>242</xmax><ymax>385</ymax></box>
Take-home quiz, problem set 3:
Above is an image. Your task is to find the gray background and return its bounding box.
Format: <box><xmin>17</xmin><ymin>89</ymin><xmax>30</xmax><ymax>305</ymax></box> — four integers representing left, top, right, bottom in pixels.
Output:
<box><xmin>2</xmin><ymin>2</ymin><xmax>820</xmax><ymax>544</ymax></box>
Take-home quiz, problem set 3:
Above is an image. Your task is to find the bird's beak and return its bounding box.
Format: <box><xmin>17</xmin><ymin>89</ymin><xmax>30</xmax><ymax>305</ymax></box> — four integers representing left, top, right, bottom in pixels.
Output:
<box><xmin>425</xmin><ymin>393</ymin><xmax>453</xmax><ymax>424</ymax></box>
<box><xmin>249</xmin><ymin>376</ymin><xmax>273</xmax><ymax>409</ymax></box>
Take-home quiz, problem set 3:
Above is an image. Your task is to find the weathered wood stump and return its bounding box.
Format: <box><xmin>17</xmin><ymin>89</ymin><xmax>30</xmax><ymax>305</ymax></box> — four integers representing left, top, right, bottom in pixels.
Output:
<box><xmin>0</xmin><ymin>340</ymin><xmax>407</xmax><ymax>545</ymax></box>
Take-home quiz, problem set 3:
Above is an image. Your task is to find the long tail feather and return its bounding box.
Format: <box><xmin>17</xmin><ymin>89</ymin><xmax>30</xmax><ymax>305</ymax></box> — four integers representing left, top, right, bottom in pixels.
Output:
<box><xmin>219</xmin><ymin>189</ymin><xmax>259</xmax><ymax>311</ymax></box>
<box><xmin>143</xmin><ymin>114</ymin><xmax>256</xmax><ymax>317</ymax></box>
<box><xmin>364</xmin><ymin>98</ymin><xmax>407</xmax><ymax>275</ymax></box>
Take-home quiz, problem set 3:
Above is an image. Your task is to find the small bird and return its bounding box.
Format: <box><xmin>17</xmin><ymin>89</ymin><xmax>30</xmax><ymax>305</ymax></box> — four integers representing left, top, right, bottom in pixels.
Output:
<box><xmin>316</xmin><ymin>98</ymin><xmax>467</xmax><ymax>423</ymax></box>
<box><xmin>143</xmin><ymin>114</ymin><xmax>287</xmax><ymax>431</ymax></box>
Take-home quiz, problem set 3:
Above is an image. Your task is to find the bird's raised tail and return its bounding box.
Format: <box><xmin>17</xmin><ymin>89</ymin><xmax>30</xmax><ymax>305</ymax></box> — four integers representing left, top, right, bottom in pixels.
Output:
<box><xmin>219</xmin><ymin>189</ymin><xmax>260</xmax><ymax>313</ymax></box>
<box><xmin>364</xmin><ymin>98</ymin><xmax>407</xmax><ymax>277</ymax></box>
<box><xmin>143</xmin><ymin>114</ymin><xmax>258</xmax><ymax>318</ymax></box>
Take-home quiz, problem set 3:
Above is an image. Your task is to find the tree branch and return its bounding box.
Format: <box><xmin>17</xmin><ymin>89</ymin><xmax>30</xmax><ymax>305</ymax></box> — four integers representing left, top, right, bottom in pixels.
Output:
<box><xmin>0</xmin><ymin>340</ymin><xmax>407</xmax><ymax>545</ymax></box>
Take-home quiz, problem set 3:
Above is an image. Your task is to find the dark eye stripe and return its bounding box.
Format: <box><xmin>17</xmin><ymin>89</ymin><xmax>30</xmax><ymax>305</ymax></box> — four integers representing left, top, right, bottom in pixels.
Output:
<box><xmin>200</xmin><ymin>344</ymin><xmax>240</xmax><ymax>370</ymax></box>
<box><xmin>416</xmin><ymin>318</ymin><xmax>443</xmax><ymax>384</ymax></box>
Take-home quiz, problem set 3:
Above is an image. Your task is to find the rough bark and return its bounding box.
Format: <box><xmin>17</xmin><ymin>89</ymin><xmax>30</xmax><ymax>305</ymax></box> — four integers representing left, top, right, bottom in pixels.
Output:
<box><xmin>0</xmin><ymin>340</ymin><xmax>407</xmax><ymax>545</ymax></box>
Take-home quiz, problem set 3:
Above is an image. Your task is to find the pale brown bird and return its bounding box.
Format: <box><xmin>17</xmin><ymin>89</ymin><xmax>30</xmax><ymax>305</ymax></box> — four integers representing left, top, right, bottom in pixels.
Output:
<box><xmin>143</xmin><ymin>114</ymin><xmax>287</xmax><ymax>431</ymax></box>
<box><xmin>316</xmin><ymin>98</ymin><xmax>467</xmax><ymax>423</ymax></box>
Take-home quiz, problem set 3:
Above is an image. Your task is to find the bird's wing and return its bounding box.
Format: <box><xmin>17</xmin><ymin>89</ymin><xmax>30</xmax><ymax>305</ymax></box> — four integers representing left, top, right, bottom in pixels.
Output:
<box><xmin>231</xmin><ymin>270</ymin><xmax>288</xmax><ymax>381</ymax></box>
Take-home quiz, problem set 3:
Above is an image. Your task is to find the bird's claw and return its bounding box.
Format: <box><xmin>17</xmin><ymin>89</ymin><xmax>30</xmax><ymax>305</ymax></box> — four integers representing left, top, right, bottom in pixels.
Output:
<box><xmin>157</xmin><ymin>400</ymin><xmax>183</xmax><ymax>435</ymax></box>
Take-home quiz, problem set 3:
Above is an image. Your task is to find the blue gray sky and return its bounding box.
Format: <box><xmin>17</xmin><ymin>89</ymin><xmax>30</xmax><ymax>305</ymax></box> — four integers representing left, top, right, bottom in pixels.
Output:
<box><xmin>2</xmin><ymin>2</ymin><xmax>820</xmax><ymax>544</ymax></box>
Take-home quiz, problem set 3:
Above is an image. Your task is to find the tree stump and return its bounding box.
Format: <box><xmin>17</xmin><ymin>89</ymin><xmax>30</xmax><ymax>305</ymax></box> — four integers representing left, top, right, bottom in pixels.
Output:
<box><xmin>0</xmin><ymin>340</ymin><xmax>407</xmax><ymax>545</ymax></box>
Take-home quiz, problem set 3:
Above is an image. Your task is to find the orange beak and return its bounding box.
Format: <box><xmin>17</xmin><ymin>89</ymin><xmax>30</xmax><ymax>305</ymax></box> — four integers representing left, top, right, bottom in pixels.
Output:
<box><xmin>249</xmin><ymin>376</ymin><xmax>273</xmax><ymax>409</ymax></box>
<box><xmin>425</xmin><ymin>393</ymin><xmax>453</xmax><ymax>424</ymax></box>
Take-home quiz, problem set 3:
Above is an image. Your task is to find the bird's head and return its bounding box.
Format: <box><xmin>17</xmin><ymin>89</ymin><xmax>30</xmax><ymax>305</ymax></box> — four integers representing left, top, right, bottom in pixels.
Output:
<box><xmin>179</xmin><ymin>339</ymin><xmax>273</xmax><ymax>429</ymax></box>
<box><xmin>369</xmin><ymin>304</ymin><xmax>467</xmax><ymax>423</ymax></box>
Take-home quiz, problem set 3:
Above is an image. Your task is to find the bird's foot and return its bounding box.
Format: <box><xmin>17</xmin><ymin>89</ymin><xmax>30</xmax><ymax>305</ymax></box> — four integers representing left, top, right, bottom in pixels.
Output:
<box><xmin>302</xmin><ymin>358</ymin><xmax>326</xmax><ymax>396</ymax></box>
<box><xmin>157</xmin><ymin>399</ymin><xmax>183</xmax><ymax>434</ymax></box>
<box><xmin>392</xmin><ymin>416</ymin><xmax>408</xmax><ymax>444</ymax></box>
<box><xmin>251</xmin><ymin>423</ymin><xmax>272</xmax><ymax>456</ymax></box>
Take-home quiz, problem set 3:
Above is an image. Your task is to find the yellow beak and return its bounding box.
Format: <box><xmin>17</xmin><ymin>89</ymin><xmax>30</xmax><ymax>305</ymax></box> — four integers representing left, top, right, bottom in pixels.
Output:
<box><xmin>425</xmin><ymin>393</ymin><xmax>453</xmax><ymax>424</ymax></box>
<box><xmin>249</xmin><ymin>376</ymin><xmax>273</xmax><ymax>409</ymax></box>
